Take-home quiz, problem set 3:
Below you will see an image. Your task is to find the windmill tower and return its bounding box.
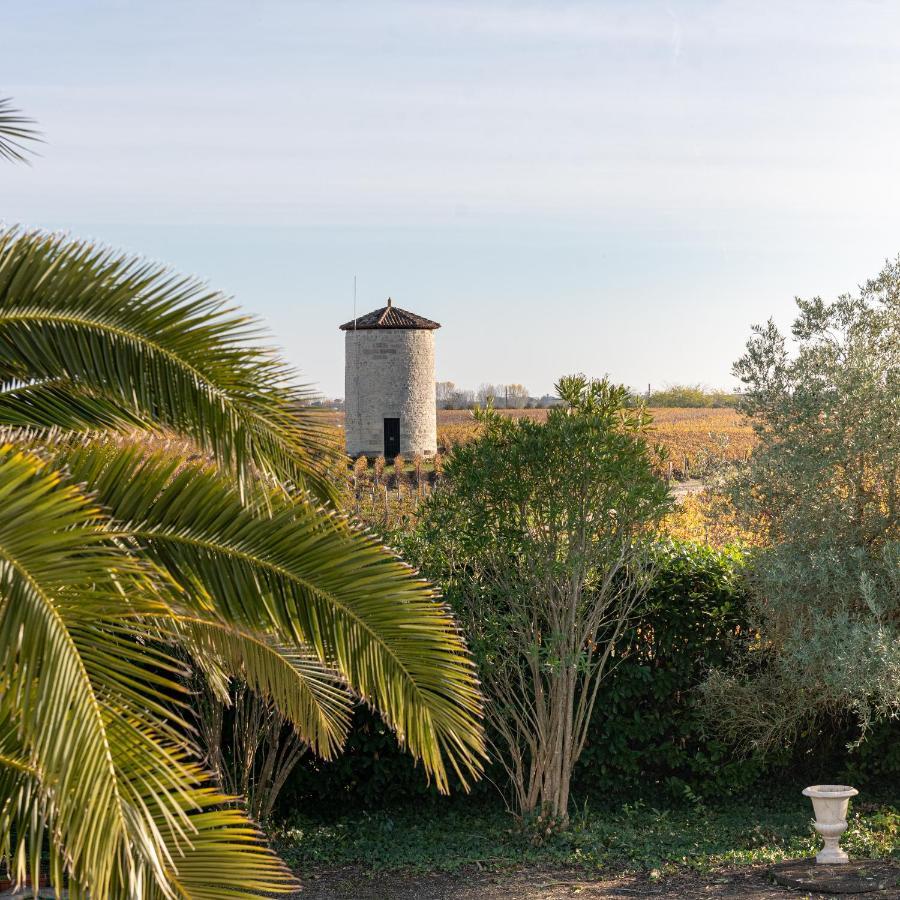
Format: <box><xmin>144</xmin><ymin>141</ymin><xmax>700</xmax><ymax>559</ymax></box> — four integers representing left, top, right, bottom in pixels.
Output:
<box><xmin>340</xmin><ymin>298</ymin><xmax>440</xmax><ymax>458</ymax></box>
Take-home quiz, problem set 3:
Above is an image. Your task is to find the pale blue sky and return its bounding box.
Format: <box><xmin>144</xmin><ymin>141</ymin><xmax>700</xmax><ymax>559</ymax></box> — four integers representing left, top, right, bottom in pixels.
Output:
<box><xmin>4</xmin><ymin>1</ymin><xmax>900</xmax><ymax>397</ymax></box>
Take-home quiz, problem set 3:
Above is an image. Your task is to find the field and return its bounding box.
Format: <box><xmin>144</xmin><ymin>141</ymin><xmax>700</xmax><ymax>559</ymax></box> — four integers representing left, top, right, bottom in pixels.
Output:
<box><xmin>438</xmin><ymin>407</ymin><xmax>754</xmax><ymax>477</ymax></box>
<box><xmin>318</xmin><ymin>407</ymin><xmax>756</xmax><ymax>480</ymax></box>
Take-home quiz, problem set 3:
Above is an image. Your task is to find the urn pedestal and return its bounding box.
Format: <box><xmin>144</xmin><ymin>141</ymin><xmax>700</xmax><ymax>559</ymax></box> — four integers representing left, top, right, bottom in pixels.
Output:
<box><xmin>802</xmin><ymin>784</ymin><xmax>858</xmax><ymax>865</ymax></box>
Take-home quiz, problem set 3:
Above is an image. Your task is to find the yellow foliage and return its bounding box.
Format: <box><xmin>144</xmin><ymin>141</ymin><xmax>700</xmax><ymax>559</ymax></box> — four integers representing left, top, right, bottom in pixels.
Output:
<box><xmin>435</xmin><ymin>408</ymin><xmax>755</xmax><ymax>477</ymax></box>
<box><xmin>662</xmin><ymin>492</ymin><xmax>759</xmax><ymax>548</ymax></box>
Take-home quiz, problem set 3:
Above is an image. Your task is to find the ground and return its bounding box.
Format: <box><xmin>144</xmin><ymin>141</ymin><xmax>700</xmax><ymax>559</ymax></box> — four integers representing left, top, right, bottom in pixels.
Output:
<box><xmin>4</xmin><ymin>864</ymin><xmax>898</xmax><ymax>899</ymax></box>
<box><xmin>277</xmin><ymin>799</ymin><xmax>899</xmax><ymax>900</ymax></box>
<box><xmin>293</xmin><ymin>863</ymin><xmax>900</xmax><ymax>899</ymax></box>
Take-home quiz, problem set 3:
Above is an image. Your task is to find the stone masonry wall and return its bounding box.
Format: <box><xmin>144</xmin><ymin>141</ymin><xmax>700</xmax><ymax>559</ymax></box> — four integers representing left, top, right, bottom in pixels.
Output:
<box><xmin>344</xmin><ymin>329</ymin><xmax>437</xmax><ymax>457</ymax></box>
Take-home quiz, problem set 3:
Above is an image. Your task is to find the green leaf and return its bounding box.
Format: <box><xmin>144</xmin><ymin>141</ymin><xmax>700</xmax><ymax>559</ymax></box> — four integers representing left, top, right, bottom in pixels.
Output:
<box><xmin>0</xmin><ymin>98</ymin><xmax>41</xmax><ymax>164</ymax></box>
<box><xmin>174</xmin><ymin>615</ymin><xmax>354</xmax><ymax>759</ymax></box>
<box><xmin>0</xmin><ymin>228</ymin><xmax>340</xmax><ymax>501</ymax></box>
<box><xmin>59</xmin><ymin>439</ymin><xmax>486</xmax><ymax>792</ymax></box>
<box><xmin>0</xmin><ymin>445</ymin><xmax>295</xmax><ymax>897</ymax></box>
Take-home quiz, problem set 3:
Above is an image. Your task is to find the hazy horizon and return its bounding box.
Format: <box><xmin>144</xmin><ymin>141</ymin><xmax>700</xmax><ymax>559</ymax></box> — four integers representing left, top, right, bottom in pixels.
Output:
<box><xmin>4</xmin><ymin>1</ymin><xmax>900</xmax><ymax>397</ymax></box>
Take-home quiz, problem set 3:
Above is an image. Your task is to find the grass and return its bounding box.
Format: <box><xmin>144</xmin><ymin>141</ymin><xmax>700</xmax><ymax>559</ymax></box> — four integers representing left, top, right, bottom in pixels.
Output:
<box><xmin>274</xmin><ymin>795</ymin><xmax>898</xmax><ymax>877</ymax></box>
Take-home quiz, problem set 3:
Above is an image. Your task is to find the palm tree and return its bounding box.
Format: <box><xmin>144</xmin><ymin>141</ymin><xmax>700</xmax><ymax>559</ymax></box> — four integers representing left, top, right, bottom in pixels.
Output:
<box><xmin>0</xmin><ymin>108</ymin><xmax>484</xmax><ymax>897</ymax></box>
<box><xmin>0</xmin><ymin>97</ymin><xmax>40</xmax><ymax>162</ymax></box>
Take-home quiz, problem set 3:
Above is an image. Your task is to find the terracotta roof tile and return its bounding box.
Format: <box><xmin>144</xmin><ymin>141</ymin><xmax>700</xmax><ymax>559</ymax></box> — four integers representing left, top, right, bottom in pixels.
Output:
<box><xmin>339</xmin><ymin>298</ymin><xmax>440</xmax><ymax>331</ymax></box>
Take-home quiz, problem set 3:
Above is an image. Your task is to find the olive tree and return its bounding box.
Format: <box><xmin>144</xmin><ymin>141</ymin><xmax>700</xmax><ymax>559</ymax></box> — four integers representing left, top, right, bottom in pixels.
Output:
<box><xmin>412</xmin><ymin>377</ymin><xmax>671</xmax><ymax>824</ymax></box>
<box><xmin>702</xmin><ymin>258</ymin><xmax>900</xmax><ymax>749</ymax></box>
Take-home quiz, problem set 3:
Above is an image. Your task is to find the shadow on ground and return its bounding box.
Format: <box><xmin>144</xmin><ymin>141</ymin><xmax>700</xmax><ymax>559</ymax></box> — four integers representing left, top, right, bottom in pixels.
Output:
<box><xmin>293</xmin><ymin>863</ymin><xmax>900</xmax><ymax>899</ymax></box>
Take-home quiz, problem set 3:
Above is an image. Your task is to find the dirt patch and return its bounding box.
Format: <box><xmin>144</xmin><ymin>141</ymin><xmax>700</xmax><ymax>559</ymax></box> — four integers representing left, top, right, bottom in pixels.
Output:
<box><xmin>771</xmin><ymin>859</ymin><xmax>899</xmax><ymax>894</ymax></box>
<box><xmin>292</xmin><ymin>863</ymin><xmax>900</xmax><ymax>899</ymax></box>
<box><xmin>671</xmin><ymin>478</ymin><xmax>705</xmax><ymax>502</ymax></box>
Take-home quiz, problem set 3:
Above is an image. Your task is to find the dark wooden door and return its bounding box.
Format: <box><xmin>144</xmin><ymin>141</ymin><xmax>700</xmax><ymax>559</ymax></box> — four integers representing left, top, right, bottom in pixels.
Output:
<box><xmin>383</xmin><ymin>418</ymin><xmax>400</xmax><ymax>458</ymax></box>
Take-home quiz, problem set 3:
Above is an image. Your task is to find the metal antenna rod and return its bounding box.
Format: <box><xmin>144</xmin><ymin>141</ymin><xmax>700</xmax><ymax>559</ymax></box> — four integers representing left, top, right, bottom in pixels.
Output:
<box><xmin>353</xmin><ymin>276</ymin><xmax>361</xmax><ymax>455</ymax></box>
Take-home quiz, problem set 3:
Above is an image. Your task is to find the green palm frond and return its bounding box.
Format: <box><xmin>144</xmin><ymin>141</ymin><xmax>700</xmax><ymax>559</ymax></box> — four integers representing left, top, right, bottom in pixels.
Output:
<box><xmin>174</xmin><ymin>615</ymin><xmax>353</xmax><ymax>759</ymax></box>
<box><xmin>0</xmin><ymin>229</ymin><xmax>340</xmax><ymax>500</ymax></box>
<box><xmin>0</xmin><ymin>224</ymin><xmax>484</xmax><ymax>895</ymax></box>
<box><xmin>0</xmin><ymin>98</ymin><xmax>40</xmax><ymax>163</ymax></box>
<box><xmin>60</xmin><ymin>440</ymin><xmax>486</xmax><ymax>791</ymax></box>
<box><xmin>0</xmin><ymin>446</ymin><xmax>295</xmax><ymax>897</ymax></box>
<box><xmin>0</xmin><ymin>445</ymin><xmax>152</xmax><ymax>895</ymax></box>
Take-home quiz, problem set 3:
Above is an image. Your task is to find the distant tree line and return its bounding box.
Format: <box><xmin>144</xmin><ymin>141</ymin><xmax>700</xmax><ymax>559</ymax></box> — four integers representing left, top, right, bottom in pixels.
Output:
<box><xmin>641</xmin><ymin>384</ymin><xmax>742</xmax><ymax>408</ymax></box>
<box><xmin>435</xmin><ymin>381</ymin><xmax>740</xmax><ymax>410</ymax></box>
<box><xmin>436</xmin><ymin>381</ymin><xmax>562</xmax><ymax>409</ymax></box>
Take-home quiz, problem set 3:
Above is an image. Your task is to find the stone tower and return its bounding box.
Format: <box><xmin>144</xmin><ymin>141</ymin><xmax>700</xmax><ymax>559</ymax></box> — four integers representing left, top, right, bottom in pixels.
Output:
<box><xmin>340</xmin><ymin>298</ymin><xmax>440</xmax><ymax>458</ymax></box>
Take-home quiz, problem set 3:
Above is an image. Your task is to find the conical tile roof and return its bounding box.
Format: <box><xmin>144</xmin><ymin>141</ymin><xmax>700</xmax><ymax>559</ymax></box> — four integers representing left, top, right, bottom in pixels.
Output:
<box><xmin>339</xmin><ymin>298</ymin><xmax>440</xmax><ymax>330</ymax></box>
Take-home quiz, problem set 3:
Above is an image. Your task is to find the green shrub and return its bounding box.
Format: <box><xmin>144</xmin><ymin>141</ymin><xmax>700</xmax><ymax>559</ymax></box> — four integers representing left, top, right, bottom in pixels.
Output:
<box><xmin>576</xmin><ymin>541</ymin><xmax>764</xmax><ymax>799</ymax></box>
<box><xmin>703</xmin><ymin>265</ymin><xmax>900</xmax><ymax>749</ymax></box>
<box><xmin>277</xmin><ymin>537</ymin><xmax>899</xmax><ymax>816</ymax></box>
<box><xmin>279</xmin><ymin>541</ymin><xmax>763</xmax><ymax>812</ymax></box>
<box><xmin>411</xmin><ymin>377</ymin><xmax>673</xmax><ymax>822</ymax></box>
<box><xmin>841</xmin><ymin>721</ymin><xmax>900</xmax><ymax>784</ymax></box>
<box><xmin>277</xmin><ymin>705</ymin><xmax>477</xmax><ymax>812</ymax></box>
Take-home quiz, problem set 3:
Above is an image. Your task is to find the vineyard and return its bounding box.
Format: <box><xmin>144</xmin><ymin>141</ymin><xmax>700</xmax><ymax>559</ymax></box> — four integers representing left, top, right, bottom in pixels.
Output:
<box><xmin>312</xmin><ymin>406</ymin><xmax>757</xmax><ymax>540</ymax></box>
<box><xmin>317</xmin><ymin>407</ymin><xmax>756</xmax><ymax>480</ymax></box>
<box><xmin>437</xmin><ymin>407</ymin><xmax>755</xmax><ymax>477</ymax></box>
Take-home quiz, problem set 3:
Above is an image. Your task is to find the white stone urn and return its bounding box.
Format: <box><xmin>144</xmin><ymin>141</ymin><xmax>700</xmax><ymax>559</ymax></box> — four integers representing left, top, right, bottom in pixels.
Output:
<box><xmin>802</xmin><ymin>784</ymin><xmax>858</xmax><ymax>864</ymax></box>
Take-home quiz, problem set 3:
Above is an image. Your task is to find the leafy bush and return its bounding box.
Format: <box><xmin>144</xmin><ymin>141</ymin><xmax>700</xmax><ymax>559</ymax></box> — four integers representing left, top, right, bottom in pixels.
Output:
<box><xmin>413</xmin><ymin>378</ymin><xmax>673</xmax><ymax>824</ymax></box>
<box><xmin>277</xmin><ymin>705</ymin><xmax>470</xmax><ymax>812</ymax></box>
<box><xmin>280</xmin><ymin>541</ymin><xmax>766</xmax><ymax>812</ymax></box>
<box><xmin>838</xmin><ymin>720</ymin><xmax>900</xmax><ymax>785</ymax></box>
<box><xmin>576</xmin><ymin>542</ymin><xmax>764</xmax><ymax>799</ymax></box>
<box><xmin>702</xmin><ymin>260</ymin><xmax>900</xmax><ymax>749</ymax></box>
